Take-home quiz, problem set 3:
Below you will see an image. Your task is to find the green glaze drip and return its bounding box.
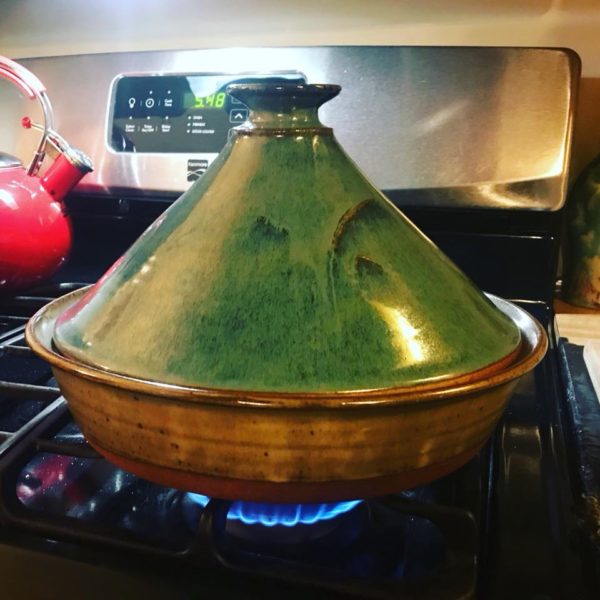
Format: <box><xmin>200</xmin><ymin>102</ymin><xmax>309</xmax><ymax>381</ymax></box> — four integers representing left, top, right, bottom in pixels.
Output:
<box><xmin>54</xmin><ymin>84</ymin><xmax>520</xmax><ymax>392</ymax></box>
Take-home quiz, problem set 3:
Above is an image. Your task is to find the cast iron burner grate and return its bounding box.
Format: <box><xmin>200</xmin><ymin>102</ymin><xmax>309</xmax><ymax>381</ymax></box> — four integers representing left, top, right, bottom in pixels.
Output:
<box><xmin>0</xmin><ymin>284</ymin><xmax>481</xmax><ymax>599</ymax></box>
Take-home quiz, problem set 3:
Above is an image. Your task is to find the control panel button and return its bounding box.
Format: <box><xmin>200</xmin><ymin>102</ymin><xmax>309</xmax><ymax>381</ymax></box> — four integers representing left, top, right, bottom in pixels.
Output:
<box><xmin>145</xmin><ymin>98</ymin><xmax>155</xmax><ymax>109</ymax></box>
<box><xmin>229</xmin><ymin>108</ymin><xmax>248</xmax><ymax>123</ymax></box>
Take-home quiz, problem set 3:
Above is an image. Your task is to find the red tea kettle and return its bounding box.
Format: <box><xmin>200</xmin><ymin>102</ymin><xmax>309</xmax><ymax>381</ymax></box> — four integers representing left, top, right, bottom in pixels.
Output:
<box><xmin>0</xmin><ymin>55</ymin><xmax>93</xmax><ymax>293</ymax></box>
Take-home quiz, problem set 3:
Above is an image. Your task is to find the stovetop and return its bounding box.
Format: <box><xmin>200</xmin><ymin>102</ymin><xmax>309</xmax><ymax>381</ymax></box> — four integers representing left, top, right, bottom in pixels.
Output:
<box><xmin>0</xmin><ymin>196</ymin><xmax>595</xmax><ymax>599</ymax></box>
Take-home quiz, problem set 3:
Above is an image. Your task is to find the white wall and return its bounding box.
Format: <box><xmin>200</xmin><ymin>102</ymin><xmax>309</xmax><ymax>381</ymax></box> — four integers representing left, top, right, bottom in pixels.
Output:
<box><xmin>1</xmin><ymin>0</ymin><xmax>599</xmax><ymax>175</ymax></box>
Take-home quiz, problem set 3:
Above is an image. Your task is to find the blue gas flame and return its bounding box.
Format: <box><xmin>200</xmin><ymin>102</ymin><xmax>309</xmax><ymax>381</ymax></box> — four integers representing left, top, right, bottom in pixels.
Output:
<box><xmin>188</xmin><ymin>494</ymin><xmax>362</xmax><ymax>527</ymax></box>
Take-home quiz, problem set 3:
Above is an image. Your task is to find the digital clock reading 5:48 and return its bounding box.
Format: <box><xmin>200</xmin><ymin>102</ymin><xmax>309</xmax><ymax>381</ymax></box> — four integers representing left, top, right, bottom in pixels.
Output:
<box><xmin>194</xmin><ymin>92</ymin><xmax>227</xmax><ymax>109</ymax></box>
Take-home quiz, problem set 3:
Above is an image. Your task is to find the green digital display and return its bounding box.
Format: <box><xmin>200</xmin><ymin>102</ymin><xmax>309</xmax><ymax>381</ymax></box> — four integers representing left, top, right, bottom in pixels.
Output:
<box><xmin>194</xmin><ymin>92</ymin><xmax>227</xmax><ymax>109</ymax></box>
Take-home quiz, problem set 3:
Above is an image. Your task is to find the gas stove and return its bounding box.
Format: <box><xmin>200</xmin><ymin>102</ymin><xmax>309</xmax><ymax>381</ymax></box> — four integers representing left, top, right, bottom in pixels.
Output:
<box><xmin>0</xmin><ymin>46</ymin><xmax>596</xmax><ymax>598</ymax></box>
<box><xmin>0</xmin><ymin>201</ymin><xmax>593</xmax><ymax>599</ymax></box>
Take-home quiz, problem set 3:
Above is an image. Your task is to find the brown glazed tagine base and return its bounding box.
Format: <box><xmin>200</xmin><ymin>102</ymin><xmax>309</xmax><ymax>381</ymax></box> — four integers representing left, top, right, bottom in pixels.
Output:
<box><xmin>26</xmin><ymin>287</ymin><xmax>547</xmax><ymax>507</ymax></box>
<box><xmin>87</xmin><ymin>435</ymin><xmax>486</xmax><ymax>503</ymax></box>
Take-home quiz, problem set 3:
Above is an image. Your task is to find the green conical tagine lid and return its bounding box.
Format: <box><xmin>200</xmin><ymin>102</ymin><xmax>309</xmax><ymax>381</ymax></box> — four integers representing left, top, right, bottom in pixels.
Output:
<box><xmin>54</xmin><ymin>83</ymin><xmax>521</xmax><ymax>393</ymax></box>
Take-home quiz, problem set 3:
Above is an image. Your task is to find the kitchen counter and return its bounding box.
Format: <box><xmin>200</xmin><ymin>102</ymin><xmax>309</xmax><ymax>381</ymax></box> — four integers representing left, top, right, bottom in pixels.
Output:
<box><xmin>554</xmin><ymin>298</ymin><xmax>600</xmax><ymax>345</ymax></box>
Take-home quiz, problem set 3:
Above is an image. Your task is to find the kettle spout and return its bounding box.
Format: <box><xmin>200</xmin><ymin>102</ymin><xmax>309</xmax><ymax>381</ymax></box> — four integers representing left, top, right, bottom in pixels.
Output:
<box><xmin>40</xmin><ymin>149</ymin><xmax>93</xmax><ymax>202</ymax></box>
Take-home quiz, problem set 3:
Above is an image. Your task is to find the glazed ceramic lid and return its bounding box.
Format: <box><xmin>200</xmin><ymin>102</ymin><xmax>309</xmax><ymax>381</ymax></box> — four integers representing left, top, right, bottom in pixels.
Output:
<box><xmin>53</xmin><ymin>83</ymin><xmax>521</xmax><ymax>393</ymax></box>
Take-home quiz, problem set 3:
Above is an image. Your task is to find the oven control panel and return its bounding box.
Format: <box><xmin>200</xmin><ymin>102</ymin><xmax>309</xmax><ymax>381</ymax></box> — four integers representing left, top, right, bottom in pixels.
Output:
<box><xmin>14</xmin><ymin>47</ymin><xmax>576</xmax><ymax>207</ymax></box>
<box><xmin>109</xmin><ymin>72</ymin><xmax>304</xmax><ymax>155</ymax></box>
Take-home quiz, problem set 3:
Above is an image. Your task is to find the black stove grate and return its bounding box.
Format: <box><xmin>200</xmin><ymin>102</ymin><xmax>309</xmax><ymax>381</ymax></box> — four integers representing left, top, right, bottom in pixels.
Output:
<box><xmin>0</xmin><ymin>286</ymin><xmax>75</xmax><ymax>449</ymax></box>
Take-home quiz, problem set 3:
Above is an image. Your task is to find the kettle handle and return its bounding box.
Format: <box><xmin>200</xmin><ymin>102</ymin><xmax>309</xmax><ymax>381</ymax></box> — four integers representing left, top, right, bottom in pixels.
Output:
<box><xmin>0</xmin><ymin>55</ymin><xmax>54</xmax><ymax>175</ymax></box>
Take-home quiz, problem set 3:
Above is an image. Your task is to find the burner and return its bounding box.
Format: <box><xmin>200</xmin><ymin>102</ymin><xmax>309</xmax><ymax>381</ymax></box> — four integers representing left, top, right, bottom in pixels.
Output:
<box><xmin>187</xmin><ymin>493</ymin><xmax>362</xmax><ymax>527</ymax></box>
<box><xmin>185</xmin><ymin>494</ymin><xmax>367</xmax><ymax>547</ymax></box>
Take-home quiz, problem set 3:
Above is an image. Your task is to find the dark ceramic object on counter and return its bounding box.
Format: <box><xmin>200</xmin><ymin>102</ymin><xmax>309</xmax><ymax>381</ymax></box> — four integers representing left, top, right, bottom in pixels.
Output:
<box><xmin>563</xmin><ymin>152</ymin><xmax>600</xmax><ymax>308</ymax></box>
<box><xmin>27</xmin><ymin>83</ymin><xmax>546</xmax><ymax>501</ymax></box>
